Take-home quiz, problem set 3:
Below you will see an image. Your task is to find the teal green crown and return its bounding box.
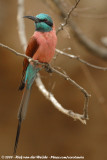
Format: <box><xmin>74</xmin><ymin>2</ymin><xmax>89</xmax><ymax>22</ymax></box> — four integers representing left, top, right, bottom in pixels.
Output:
<box><xmin>35</xmin><ymin>13</ymin><xmax>53</xmax><ymax>32</ymax></box>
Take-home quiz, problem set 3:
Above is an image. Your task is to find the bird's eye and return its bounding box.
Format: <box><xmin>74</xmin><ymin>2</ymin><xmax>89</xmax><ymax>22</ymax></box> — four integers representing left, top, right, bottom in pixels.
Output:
<box><xmin>44</xmin><ymin>19</ymin><xmax>48</xmax><ymax>22</ymax></box>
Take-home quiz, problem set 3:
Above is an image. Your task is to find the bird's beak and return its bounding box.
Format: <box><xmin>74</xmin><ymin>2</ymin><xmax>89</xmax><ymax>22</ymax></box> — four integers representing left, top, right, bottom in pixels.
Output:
<box><xmin>23</xmin><ymin>16</ymin><xmax>39</xmax><ymax>23</ymax></box>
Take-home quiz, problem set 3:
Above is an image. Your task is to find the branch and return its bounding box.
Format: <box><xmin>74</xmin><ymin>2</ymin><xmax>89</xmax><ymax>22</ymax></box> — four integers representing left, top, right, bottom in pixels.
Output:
<box><xmin>36</xmin><ymin>75</ymin><xmax>87</xmax><ymax>124</ymax></box>
<box><xmin>0</xmin><ymin>43</ymin><xmax>43</xmax><ymax>65</ymax></box>
<box><xmin>1</xmin><ymin>42</ymin><xmax>107</xmax><ymax>72</ymax></box>
<box><xmin>56</xmin><ymin>0</ymin><xmax>80</xmax><ymax>35</ymax></box>
<box><xmin>51</xmin><ymin>67</ymin><xmax>90</xmax><ymax>119</ymax></box>
<box><xmin>0</xmin><ymin>43</ymin><xmax>30</xmax><ymax>59</ymax></box>
<box><xmin>54</xmin><ymin>0</ymin><xmax>80</xmax><ymax>60</ymax></box>
<box><xmin>54</xmin><ymin>0</ymin><xmax>107</xmax><ymax>60</ymax></box>
<box><xmin>55</xmin><ymin>49</ymin><xmax>107</xmax><ymax>71</ymax></box>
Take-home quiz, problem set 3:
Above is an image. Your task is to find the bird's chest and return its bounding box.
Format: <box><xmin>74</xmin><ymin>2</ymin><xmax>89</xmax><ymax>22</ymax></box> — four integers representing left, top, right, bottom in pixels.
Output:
<box><xmin>39</xmin><ymin>32</ymin><xmax>55</xmax><ymax>51</ymax></box>
<box><xmin>33</xmin><ymin>32</ymin><xmax>56</xmax><ymax>62</ymax></box>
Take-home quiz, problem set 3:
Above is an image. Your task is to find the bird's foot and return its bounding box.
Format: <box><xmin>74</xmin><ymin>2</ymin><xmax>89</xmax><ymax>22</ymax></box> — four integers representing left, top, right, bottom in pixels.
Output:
<box><xmin>44</xmin><ymin>63</ymin><xmax>53</xmax><ymax>73</ymax></box>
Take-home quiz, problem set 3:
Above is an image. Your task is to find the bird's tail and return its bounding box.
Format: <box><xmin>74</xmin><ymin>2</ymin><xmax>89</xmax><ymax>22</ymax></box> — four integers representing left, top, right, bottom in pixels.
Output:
<box><xmin>18</xmin><ymin>64</ymin><xmax>40</xmax><ymax>120</ymax></box>
<box><xmin>18</xmin><ymin>85</ymin><xmax>31</xmax><ymax>120</ymax></box>
<box><xmin>13</xmin><ymin>85</ymin><xmax>31</xmax><ymax>155</ymax></box>
<box><xmin>13</xmin><ymin>64</ymin><xmax>40</xmax><ymax>155</ymax></box>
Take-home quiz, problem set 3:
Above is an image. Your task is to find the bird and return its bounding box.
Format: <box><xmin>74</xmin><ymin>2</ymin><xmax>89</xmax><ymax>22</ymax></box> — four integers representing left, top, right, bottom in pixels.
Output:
<box><xmin>13</xmin><ymin>13</ymin><xmax>57</xmax><ymax>155</ymax></box>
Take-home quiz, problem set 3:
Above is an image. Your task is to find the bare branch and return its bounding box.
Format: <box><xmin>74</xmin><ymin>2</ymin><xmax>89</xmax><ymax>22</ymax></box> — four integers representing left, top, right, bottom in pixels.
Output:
<box><xmin>1</xmin><ymin>41</ymin><xmax>106</xmax><ymax>71</ymax></box>
<box><xmin>1</xmin><ymin>42</ymin><xmax>107</xmax><ymax>71</ymax></box>
<box><xmin>56</xmin><ymin>0</ymin><xmax>80</xmax><ymax>34</ymax></box>
<box><xmin>0</xmin><ymin>43</ymin><xmax>29</xmax><ymax>59</ymax></box>
<box><xmin>55</xmin><ymin>49</ymin><xmax>107</xmax><ymax>71</ymax></box>
<box><xmin>0</xmin><ymin>43</ymin><xmax>42</xmax><ymax>65</ymax></box>
<box><xmin>51</xmin><ymin>67</ymin><xmax>90</xmax><ymax>119</ymax></box>
<box><xmin>36</xmin><ymin>74</ymin><xmax>87</xmax><ymax>124</ymax></box>
<box><xmin>54</xmin><ymin>0</ymin><xmax>107</xmax><ymax>60</ymax></box>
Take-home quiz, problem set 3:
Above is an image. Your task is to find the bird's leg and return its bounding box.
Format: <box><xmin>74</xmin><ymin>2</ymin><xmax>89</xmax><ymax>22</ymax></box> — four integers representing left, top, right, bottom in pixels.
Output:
<box><xmin>43</xmin><ymin>63</ymin><xmax>53</xmax><ymax>73</ymax></box>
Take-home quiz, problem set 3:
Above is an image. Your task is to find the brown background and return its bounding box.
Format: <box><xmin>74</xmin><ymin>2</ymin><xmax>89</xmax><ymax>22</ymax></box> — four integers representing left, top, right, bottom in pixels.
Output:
<box><xmin>0</xmin><ymin>0</ymin><xmax>107</xmax><ymax>159</ymax></box>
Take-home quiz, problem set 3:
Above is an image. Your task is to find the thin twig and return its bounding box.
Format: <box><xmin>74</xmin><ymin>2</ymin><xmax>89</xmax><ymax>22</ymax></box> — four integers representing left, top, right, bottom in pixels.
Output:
<box><xmin>0</xmin><ymin>43</ymin><xmax>41</xmax><ymax>65</ymax></box>
<box><xmin>56</xmin><ymin>0</ymin><xmax>80</xmax><ymax>34</ymax></box>
<box><xmin>0</xmin><ymin>43</ymin><xmax>29</xmax><ymax>59</ymax></box>
<box><xmin>54</xmin><ymin>0</ymin><xmax>107</xmax><ymax>59</ymax></box>
<box><xmin>51</xmin><ymin>67</ymin><xmax>90</xmax><ymax>119</ymax></box>
<box><xmin>36</xmin><ymin>75</ymin><xmax>87</xmax><ymax>124</ymax></box>
<box><xmin>55</xmin><ymin>48</ymin><xmax>107</xmax><ymax>71</ymax></box>
<box><xmin>54</xmin><ymin>0</ymin><xmax>80</xmax><ymax>60</ymax></box>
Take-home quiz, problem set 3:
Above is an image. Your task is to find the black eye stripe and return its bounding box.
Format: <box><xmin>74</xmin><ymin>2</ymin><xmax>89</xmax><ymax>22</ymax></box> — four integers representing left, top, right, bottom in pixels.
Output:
<box><xmin>37</xmin><ymin>18</ymin><xmax>53</xmax><ymax>27</ymax></box>
<box><xmin>45</xmin><ymin>21</ymin><xmax>53</xmax><ymax>27</ymax></box>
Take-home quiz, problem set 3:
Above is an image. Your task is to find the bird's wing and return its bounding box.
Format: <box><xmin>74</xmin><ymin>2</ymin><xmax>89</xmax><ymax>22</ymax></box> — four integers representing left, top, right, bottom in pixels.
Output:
<box><xmin>23</xmin><ymin>36</ymin><xmax>39</xmax><ymax>73</ymax></box>
<box><xmin>19</xmin><ymin>36</ymin><xmax>39</xmax><ymax>90</ymax></box>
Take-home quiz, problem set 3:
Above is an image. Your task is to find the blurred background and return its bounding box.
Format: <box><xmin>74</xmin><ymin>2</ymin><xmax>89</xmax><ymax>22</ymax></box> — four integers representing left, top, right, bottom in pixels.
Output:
<box><xmin>0</xmin><ymin>0</ymin><xmax>107</xmax><ymax>159</ymax></box>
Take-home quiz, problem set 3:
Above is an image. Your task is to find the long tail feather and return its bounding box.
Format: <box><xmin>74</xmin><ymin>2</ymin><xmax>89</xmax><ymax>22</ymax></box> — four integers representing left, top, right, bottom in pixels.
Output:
<box><xmin>18</xmin><ymin>87</ymin><xmax>31</xmax><ymax>120</ymax></box>
<box><xmin>13</xmin><ymin>86</ymin><xmax>31</xmax><ymax>155</ymax></box>
<box><xmin>13</xmin><ymin>117</ymin><xmax>22</xmax><ymax>155</ymax></box>
<box><xmin>13</xmin><ymin>64</ymin><xmax>40</xmax><ymax>155</ymax></box>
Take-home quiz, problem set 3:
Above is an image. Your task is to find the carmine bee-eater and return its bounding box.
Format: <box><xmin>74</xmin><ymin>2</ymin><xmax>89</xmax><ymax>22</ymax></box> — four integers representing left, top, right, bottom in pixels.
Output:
<box><xmin>13</xmin><ymin>13</ymin><xmax>57</xmax><ymax>154</ymax></box>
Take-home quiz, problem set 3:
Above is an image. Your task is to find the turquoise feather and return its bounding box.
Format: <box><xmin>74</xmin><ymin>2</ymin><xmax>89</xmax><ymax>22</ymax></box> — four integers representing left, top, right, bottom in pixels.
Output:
<box><xmin>35</xmin><ymin>13</ymin><xmax>53</xmax><ymax>32</ymax></box>
<box><xmin>25</xmin><ymin>64</ymin><xmax>41</xmax><ymax>89</ymax></box>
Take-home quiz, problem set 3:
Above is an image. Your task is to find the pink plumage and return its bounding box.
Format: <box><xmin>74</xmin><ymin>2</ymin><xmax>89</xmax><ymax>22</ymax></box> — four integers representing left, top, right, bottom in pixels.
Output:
<box><xmin>32</xmin><ymin>26</ymin><xmax>57</xmax><ymax>63</ymax></box>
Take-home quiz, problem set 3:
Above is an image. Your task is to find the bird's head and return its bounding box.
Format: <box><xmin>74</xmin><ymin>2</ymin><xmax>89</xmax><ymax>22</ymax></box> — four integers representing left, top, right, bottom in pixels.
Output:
<box><xmin>24</xmin><ymin>13</ymin><xmax>53</xmax><ymax>32</ymax></box>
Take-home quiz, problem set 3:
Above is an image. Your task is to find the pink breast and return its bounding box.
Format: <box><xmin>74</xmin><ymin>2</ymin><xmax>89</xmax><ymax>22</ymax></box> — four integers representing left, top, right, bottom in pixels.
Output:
<box><xmin>32</xmin><ymin>29</ymin><xmax>57</xmax><ymax>63</ymax></box>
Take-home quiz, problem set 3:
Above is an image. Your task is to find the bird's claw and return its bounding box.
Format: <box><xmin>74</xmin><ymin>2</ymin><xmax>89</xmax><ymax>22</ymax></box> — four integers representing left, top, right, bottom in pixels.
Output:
<box><xmin>44</xmin><ymin>63</ymin><xmax>53</xmax><ymax>73</ymax></box>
